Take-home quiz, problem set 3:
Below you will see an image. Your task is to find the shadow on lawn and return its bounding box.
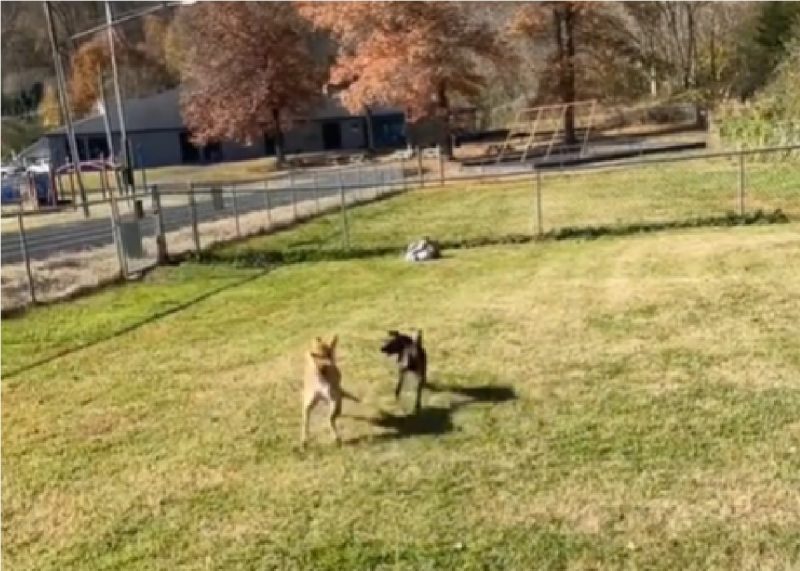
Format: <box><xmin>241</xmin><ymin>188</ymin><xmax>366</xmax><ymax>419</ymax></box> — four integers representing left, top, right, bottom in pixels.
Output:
<box><xmin>198</xmin><ymin>209</ymin><xmax>789</xmax><ymax>268</ymax></box>
<box><xmin>348</xmin><ymin>382</ymin><xmax>517</xmax><ymax>444</ymax></box>
<box><xmin>4</xmin><ymin>269</ymin><xmax>270</xmax><ymax>379</ymax></box>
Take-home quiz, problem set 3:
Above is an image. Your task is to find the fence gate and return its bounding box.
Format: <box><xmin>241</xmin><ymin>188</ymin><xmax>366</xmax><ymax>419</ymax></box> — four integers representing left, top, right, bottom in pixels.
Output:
<box><xmin>112</xmin><ymin>194</ymin><xmax>160</xmax><ymax>276</ymax></box>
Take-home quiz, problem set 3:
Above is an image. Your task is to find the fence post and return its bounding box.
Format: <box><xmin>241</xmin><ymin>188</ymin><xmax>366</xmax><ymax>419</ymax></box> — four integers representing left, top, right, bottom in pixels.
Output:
<box><xmin>151</xmin><ymin>184</ymin><xmax>168</xmax><ymax>264</ymax></box>
<box><xmin>188</xmin><ymin>182</ymin><xmax>200</xmax><ymax>254</ymax></box>
<box><xmin>138</xmin><ymin>146</ymin><xmax>148</xmax><ymax>192</ymax></box>
<box><xmin>738</xmin><ymin>151</ymin><xmax>746</xmax><ymax>216</ymax></box>
<box><xmin>314</xmin><ymin>172</ymin><xmax>321</xmax><ymax>214</ymax></box>
<box><xmin>108</xmin><ymin>185</ymin><xmax>129</xmax><ymax>277</ymax></box>
<box><xmin>263</xmin><ymin>180</ymin><xmax>272</xmax><ymax>226</ymax></box>
<box><xmin>398</xmin><ymin>159</ymin><xmax>404</xmax><ymax>192</ymax></box>
<box><xmin>400</xmin><ymin>157</ymin><xmax>408</xmax><ymax>192</ymax></box>
<box><xmin>535</xmin><ymin>169</ymin><xmax>543</xmax><ymax>237</ymax></box>
<box><xmin>17</xmin><ymin>210</ymin><xmax>36</xmax><ymax>304</ymax></box>
<box><xmin>69</xmin><ymin>168</ymin><xmax>77</xmax><ymax>209</ymax></box>
<box><xmin>231</xmin><ymin>183</ymin><xmax>241</xmax><ymax>237</ymax></box>
<box><xmin>289</xmin><ymin>171</ymin><xmax>298</xmax><ymax>221</ymax></box>
<box><xmin>417</xmin><ymin>148</ymin><xmax>424</xmax><ymax>188</ymax></box>
<box><xmin>338</xmin><ymin>170</ymin><xmax>350</xmax><ymax>250</ymax></box>
<box><xmin>99</xmin><ymin>163</ymin><xmax>108</xmax><ymax>199</ymax></box>
<box><xmin>438</xmin><ymin>145</ymin><xmax>445</xmax><ymax>186</ymax></box>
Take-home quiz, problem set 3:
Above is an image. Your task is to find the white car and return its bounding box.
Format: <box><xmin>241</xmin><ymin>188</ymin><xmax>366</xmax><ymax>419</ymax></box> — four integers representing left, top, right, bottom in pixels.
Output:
<box><xmin>1</xmin><ymin>164</ymin><xmax>23</xmax><ymax>178</ymax></box>
<box><xmin>26</xmin><ymin>160</ymin><xmax>50</xmax><ymax>174</ymax></box>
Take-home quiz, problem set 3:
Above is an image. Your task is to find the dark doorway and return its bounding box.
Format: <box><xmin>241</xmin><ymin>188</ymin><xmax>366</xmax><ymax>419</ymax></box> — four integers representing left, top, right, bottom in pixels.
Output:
<box><xmin>202</xmin><ymin>141</ymin><xmax>222</xmax><ymax>163</ymax></box>
<box><xmin>180</xmin><ymin>132</ymin><xmax>200</xmax><ymax>163</ymax></box>
<box><xmin>86</xmin><ymin>136</ymin><xmax>109</xmax><ymax>160</ymax></box>
<box><xmin>76</xmin><ymin>137</ymin><xmax>91</xmax><ymax>161</ymax></box>
<box><xmin>263</xmin><ymin>134</ymin><xmax>276</xmax><ymax>156</ymax></box>
<box><xmin>180</xmin><ymin>133</ymin><xmax>222</xmax><ymax>164</ymax></box>
<box><xmin>321</xmin><ymin>121</ymin><xmax>342</xmax><ymax>150</ymax></box>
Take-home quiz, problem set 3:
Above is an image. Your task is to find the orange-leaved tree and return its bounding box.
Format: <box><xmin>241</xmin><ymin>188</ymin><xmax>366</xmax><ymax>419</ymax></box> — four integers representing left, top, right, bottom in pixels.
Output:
<box><xmin>301</xmin><ymin>1</ymin><xmax>509</xmax><ymax>157</ymax></box>
<box><xmin>38</xmin><ymin>83</ymin><xmax>62</xmax><ymax>128</ymax></box>
<box><xmin>69</xmin><ymin>35</ymin><xmax>110</xmax><ymax>117</ymax></box>
<box><xmin>177</xmin><ymin>2</ymin><xmax>322</xmax><ymax>165</ymax></box>
<box><xmin>68</xmin><ymin>15</ymin><xmax>178</xmax><ymax>118</ymax></box>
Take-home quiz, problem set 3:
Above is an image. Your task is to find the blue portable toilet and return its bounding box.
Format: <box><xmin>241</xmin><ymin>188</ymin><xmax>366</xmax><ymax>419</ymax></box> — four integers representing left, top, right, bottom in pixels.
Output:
<box><xmin>30</xmin><ymin>173</ymin><xmax>54</xmax><ymax>207</ymax></box>
<box><xmin>1</xmin><ymin>177</ymin><xmax>21</xmax><ymax>205</ymax></box>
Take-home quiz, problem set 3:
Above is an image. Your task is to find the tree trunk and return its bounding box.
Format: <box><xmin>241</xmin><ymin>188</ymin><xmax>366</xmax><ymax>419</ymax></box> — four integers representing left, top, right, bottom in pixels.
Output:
<box><xmin>437</xmin><ymin>82</ymin><xmax>453</xmax><ymax>159</ymax></box>
<box><xmin>686</xmin><ymin>5</ymin><xmax>703</xmax><ymax>128</ymax></box>
<box><xmin>364</xmin><ymin>105</ymin><xmax>375</xmax><ymax>153</ymax></box>
<box><xmin>272</xmin><ymin>108</ymin><xmax>285</xmax><ymax>166</ymax></box>
<box><xmin>554</xmin><ymin>5</ymin><xmax>577</xmax><ymax>146</ymax></box>
<box><xmin>686</xmin><ymin>4</ymin><xmax>697</xmax><ymax>90</ymax></box>
<box><xmin>563</xmin><ymin>4</ymin><xmax>577</xmax><ymax>145</ymax></box>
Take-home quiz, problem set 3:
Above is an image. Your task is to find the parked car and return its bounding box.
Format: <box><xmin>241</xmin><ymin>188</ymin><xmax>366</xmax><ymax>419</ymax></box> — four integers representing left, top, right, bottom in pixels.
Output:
<box><xmin>26</xmin><ymin>159</ymin><xmax>50</xmax><ymax>175</ymax></box>
<box><xmin>1</xmin><ymin>163</ymin><xmax>24</xmax><ymax>178</ymax></box>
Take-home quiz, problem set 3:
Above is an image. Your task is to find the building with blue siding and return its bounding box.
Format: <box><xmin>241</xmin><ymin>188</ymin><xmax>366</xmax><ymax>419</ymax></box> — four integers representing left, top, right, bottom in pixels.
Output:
<box><xmin>45</xmin><ymin>89</ymin><xmax>406</xmax><ymax>169</ymax></box>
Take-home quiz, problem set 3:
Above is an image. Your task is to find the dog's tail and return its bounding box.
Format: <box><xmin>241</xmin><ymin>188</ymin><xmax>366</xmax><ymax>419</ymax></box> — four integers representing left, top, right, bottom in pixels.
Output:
<box><xmin>341</xmin><ymin>388</ymin><xmax>361</xmax><ymax>403</ymax></box>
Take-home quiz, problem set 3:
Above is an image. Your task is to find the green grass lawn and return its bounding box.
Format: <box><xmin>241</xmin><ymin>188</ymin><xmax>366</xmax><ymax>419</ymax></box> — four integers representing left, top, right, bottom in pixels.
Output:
<box><xmin>3</xmin><ymin>159</ymin><xmax>800</xmax><ymax>569</ymax></box>
<box><xmin>213</xmin><ymin>156</ymin><xmax>800</xmax><ymax>258</ymax></box>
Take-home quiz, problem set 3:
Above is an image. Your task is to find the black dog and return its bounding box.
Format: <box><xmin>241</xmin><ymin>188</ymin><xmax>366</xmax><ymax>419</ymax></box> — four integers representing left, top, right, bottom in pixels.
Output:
<box><xmin>381</xmin><ymin>330</ymin><xmax>427</xmax><ymax>413</ymax></box>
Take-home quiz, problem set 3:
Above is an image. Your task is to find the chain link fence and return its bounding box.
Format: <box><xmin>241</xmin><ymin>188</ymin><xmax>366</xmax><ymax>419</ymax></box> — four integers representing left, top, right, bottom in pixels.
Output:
<box><xmin>2</xmin><ymin>146</ymin><xmax>797</xmax><ymax>313</ymax></box>
<box><xmin>321</xmin><ymin>145</ymin><xmax>798</xmax><ymax>254</ymax></box>
<box><xmin>2</xmin><ymin>195</ymin><xmax>121</xmax><ymax>310</ymax></box>
<box><xmin>1</xmin><ymin>160</ymin><xmax>409</xmax><ymax>312</ymax></box>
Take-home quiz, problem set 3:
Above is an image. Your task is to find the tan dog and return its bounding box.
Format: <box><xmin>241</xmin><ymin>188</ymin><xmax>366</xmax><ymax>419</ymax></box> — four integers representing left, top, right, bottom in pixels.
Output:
<box><xmin>302</xmin><ymin>336</ymin><xmax>358</xmax><ymax>445</ymax></box>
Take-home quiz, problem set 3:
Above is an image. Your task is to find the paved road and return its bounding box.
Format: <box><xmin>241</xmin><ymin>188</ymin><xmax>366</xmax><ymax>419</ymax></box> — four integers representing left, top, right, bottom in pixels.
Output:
<box><xmin>1</xmin><ymin>164</ymin><xmax>401</xmax><ymax>265</ymax></box>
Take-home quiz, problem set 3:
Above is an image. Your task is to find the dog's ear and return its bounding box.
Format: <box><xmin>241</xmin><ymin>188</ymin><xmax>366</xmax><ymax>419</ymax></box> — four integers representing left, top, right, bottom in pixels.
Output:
<box><xmin>387</xmin><ymin>330</ymin><xmax>399</xmax><ymax>338</ymax></box>
<box><xmin>414</xmin><ymin>329</ymin><xmax>423</xmax><ymax>345</ymax></box>
<box><xmin>309</xmin><ymin>337</ymin><xmax>324</xmax><ymax>359</ymax></box>
<box><xmin>329</xmin><ymin>335</ymin><xmax>338</xmax><ymax>353</ymax></box>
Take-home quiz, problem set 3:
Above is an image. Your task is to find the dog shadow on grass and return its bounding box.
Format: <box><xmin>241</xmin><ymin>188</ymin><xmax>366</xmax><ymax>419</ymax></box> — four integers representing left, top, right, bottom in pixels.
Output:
<box><xmin>346</xmin><ymin>382</ymin><xmax>517</xmax><ymax>444</ymax></box>
<box><xmin>426</xmin><ymin>382</ymin><xmax>517</xmax><ymax>404</ymax></box>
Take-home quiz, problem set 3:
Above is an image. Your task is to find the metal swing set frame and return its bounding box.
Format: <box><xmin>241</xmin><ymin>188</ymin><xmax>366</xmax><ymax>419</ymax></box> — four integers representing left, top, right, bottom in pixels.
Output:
<box><xmin>494</xmin><ymin>100</ymin><xmax>598</xmax><ymax>164</ymax></box>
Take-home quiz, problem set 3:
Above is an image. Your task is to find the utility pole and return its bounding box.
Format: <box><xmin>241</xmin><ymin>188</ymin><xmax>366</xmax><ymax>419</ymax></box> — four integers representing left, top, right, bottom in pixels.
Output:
<box><xmin>98</xmin><ymin>72</ymin><xmax>124</xmax><ymax>193</ymax></box>
<box><xmin>98</xmin><ymin>73</ymin><xmax>116</xmax><ymax>161</ymax></box>
<box><xmin>105</xmin><ymin>0</ymin><xmax>134</xmax><ymax>195</ymax></box>
<box><xmin>43</xmin><ymin>0</ymin><xmax>90</xmax><ymax>217</ymax></box>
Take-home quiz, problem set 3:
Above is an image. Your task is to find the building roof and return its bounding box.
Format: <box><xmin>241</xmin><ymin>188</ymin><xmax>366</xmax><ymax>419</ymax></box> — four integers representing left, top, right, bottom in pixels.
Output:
<box><xmin>49</xmin><ymin>88</ymin><xmax>403</xmax><ymax>137</ymax></box>
<box><xmin>50</xmin><ymin>89</ymin><xmax>184</xmax><ymax>136</ymax></box>
<box><xmin>18</xmin><ymin>136</ymin><xmax>50</xmax><ymax>162</ymax></box>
